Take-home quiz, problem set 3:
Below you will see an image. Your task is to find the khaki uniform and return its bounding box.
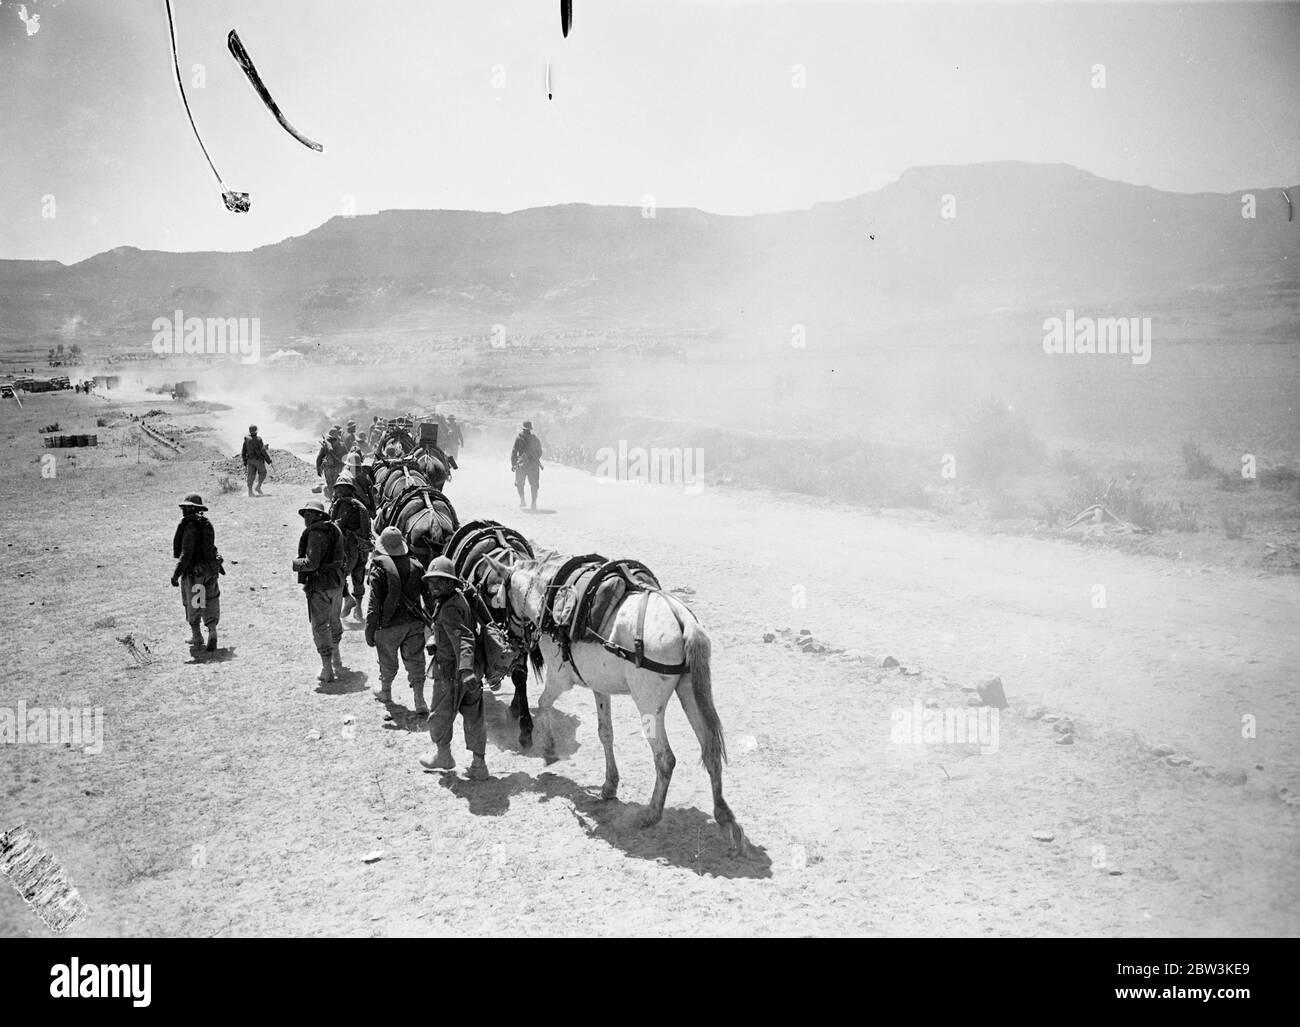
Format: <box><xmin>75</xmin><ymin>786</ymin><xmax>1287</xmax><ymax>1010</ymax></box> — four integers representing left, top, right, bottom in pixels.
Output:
<box><xmin>331</xmin><ymin>494</ymin><xmax>372</xmax><ymax>608</ymax></box>
<box><xmin>241</xmin><ymin>434</ymin><xmax>271</xmax><ymax>493</ymax></box>
<box><xmin>365</xmin><ymin>553</ymin><xmax>427</xmax><ymax>690</ymax></box>
<box><xmin>293</xmin><ymin>520</ymin><xmax>345</xmax><ymax>655</ymax></box>
<box><xmin>427</xmin><ymin>589</ymin><xmax>485</xmax><ymax>755</ymax></box>
<box><xmin>173</xmin><ymin>515</ymin><xmax>221</xmax><ymax>629</ymax></box>
<box><xmin>316</xmin><ymin>437</ymin><xmax>347</xmax><ymax>500</ymax></box>
<box><xmin>511</xmin><ymin>430</ymin><xmax>542</xmax><ymax>501</ymax></box>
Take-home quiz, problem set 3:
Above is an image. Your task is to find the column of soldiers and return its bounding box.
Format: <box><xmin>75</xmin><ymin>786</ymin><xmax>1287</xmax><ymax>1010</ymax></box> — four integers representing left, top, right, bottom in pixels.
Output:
<box><xmin>174</xmin><ymin>415</ymin><xmax>490</xmax><ymax>780</ymax></box>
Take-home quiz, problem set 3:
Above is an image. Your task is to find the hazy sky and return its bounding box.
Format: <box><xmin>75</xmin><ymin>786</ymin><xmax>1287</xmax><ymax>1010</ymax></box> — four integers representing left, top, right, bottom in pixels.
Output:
<box><xmin>2</xmin><ymin>1</ymin><xmax>1297</xmax><ymax>263</ymax></box>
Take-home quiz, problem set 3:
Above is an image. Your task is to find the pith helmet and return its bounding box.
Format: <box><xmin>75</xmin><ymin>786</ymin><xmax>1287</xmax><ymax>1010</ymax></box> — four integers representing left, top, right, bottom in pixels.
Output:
<box><xmin>378</xmin><ymin>526</ymin><xmax>408</xmax><ymax>556</ymax></box>
<box><xmin>179</xmin><ymin>493</ymin><xmax>208</xmax><ymax>511</ymax></box>
<box><xmin>422</xmin><ymin>555</ymin><xmax>459</xmax><ymax>582</ymax></box>
<box><xmin>346</xmin><ymin>420</ymin><xmax>357</xmax><ymax>429</ymax></box>
<box><xmin>334</xmin><ymin>474</ymin><xmax>356</xmax><ymax>492</ymax></box>
<box><xmin>248</xmin><ymin>425</ymin><xmax>258</xmax><ymax>434</ymax></box>
<box><xmin>328</xmin><ymin>425</ymin><xmax>342</xmax><ymax>438</ymax></box>
<box><xmin>522</xmin><ymin>420</ymin><xmax>533</xmax><ymax>430</ymax></box>
<box><xmin>299</xmin><ymin>498</ymin><xmax>327</xmax><ymax>518</ymax></box>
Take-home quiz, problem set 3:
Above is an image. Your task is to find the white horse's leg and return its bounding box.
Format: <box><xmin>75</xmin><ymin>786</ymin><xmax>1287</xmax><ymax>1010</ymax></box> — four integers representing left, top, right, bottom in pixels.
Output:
<box><xmin>535</xmin><ymin>668</ymin><xmax>570</xmax><ymax>763</ymax></box>
<box><xmin>594</xmin><ymin>691</ymin><xmax>619</xmax><ymax>799</ymax></box>
<box><xmin>676</xmin><ymin>678</ymin><xmax>746</xmax><ymax>856</ymax></box>
<box><xmin>630</xmin><ymin>677</ymin><xmax>676</xmax><ymax>827</ymax></box>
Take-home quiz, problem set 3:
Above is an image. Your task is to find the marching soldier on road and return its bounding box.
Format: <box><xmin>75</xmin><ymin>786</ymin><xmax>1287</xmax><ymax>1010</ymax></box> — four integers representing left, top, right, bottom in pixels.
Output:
<box><xmin>365</xmin><ymin>527</ymin><xmax>428</xmax><ymax>712</ymax></box>
<box><xmin>241</xmin><ymin>425</ymin><xmax>272</xmax><ymax>496</ymax></box>
<box><xmin>172</xmin><ymin>493</ymin><xmax>223</xmax><ymax>651</ymax></box>
<box><xmin>418</xmin><ymin>556</ymin><xmax>488</xmax><ymax>780</ymax></box>
<box><xmin>342</xmin><ymin>420</ymin><xmax>358</xmax><ymax>453</ymax></box>
<box><xmin>511</xmin><ymin>420</ymin><xmax>543</xmax><ymax>510</ymax></box>
<box><xmin>316</xmin><ymin>425</ymin><xmax>347</xmax><ymax>500</ymax></box>
<box><xmin>345</xmin><ymin>449</ymin><xmax>376</xmax><ymax>515</ymax></box>
<box><xmin>293</xmin><ymin>498</ymin><xmax>346</xmax><ymax>683</ymax></box>
<box><xmin>443</xmin><ymin>414</ymin><xmax>464</xmax><ymax>461</ymax></box>
<box><xmin>331</xmin><ymin>473</ymin><xmax>372</xmax><ymax>623</ymax></box>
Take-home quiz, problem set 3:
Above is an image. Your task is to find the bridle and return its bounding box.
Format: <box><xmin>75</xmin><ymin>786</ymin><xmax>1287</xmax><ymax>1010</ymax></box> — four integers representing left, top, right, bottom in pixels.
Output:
<box><xmin>499</xmin><ymin>566</ymin><xmax>537</xmax><ymax>656</ymax></box>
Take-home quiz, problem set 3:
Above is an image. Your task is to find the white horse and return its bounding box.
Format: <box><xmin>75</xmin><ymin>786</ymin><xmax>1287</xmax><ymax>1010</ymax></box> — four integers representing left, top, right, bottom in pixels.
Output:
<box><xmin>486</xmin><ymin>554</ymin><xmax>746</xmax><ymax>855</ymax></box>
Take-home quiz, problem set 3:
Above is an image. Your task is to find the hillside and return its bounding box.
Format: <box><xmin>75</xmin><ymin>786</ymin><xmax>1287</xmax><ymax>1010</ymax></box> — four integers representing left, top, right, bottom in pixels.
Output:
<box><xmin>1</xmin><ymin>162</ymin><xmax>1297</xmax><ymax>345</ymax></box>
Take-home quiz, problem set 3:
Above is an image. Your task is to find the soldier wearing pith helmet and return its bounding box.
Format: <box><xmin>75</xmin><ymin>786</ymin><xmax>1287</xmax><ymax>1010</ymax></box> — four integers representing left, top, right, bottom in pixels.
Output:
<box><xmin>419</xmin><ymin>556</ymin><xmax>488</xmax><ymax>780</ymax></box>
<box><xmin>172</xmin><ymin>493</ymin><xmax>223</xmax><ymax>652</ymax></box>
<box><xmin>293</xmin><ymin>497</ymin><xmax>346</xmax><ymax>683</ymax></box>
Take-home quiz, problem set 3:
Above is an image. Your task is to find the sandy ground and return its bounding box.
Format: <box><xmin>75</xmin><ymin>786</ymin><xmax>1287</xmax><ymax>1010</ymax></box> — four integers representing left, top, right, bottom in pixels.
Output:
<box><xmin>1</xmin><ymin>391</ymin><xmax>1298</xmax><ymax>936</ymax></box>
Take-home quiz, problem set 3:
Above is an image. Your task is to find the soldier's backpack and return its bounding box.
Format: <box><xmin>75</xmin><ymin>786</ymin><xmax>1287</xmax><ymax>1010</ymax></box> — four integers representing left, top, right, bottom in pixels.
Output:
<box><xmin>459</xmin><ymin>582</ymin><xmax>515</xmax><ymax>684</ymax></box>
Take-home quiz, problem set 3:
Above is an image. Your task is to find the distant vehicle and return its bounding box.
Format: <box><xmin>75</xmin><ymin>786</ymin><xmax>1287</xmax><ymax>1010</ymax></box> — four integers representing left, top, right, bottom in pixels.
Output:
<box><xmin>1</xmin><ymin>385</ymin><xmax>14</xmax><ymax>399</ymax></box>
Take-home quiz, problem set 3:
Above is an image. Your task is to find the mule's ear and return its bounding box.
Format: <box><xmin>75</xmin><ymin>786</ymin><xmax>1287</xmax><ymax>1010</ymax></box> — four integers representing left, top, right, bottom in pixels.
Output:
<box><xmin>481</xmin><ymin>554</ymin><xmax>510</xmax><ymax>576</ymax></box>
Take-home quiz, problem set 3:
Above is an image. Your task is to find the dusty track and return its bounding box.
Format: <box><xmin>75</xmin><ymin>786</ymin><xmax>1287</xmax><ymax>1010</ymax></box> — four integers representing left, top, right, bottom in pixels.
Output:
<box><xmin>1</xmin><ymin>396</ymin><xmax>1297</xmax><ymax>936</ymax></box>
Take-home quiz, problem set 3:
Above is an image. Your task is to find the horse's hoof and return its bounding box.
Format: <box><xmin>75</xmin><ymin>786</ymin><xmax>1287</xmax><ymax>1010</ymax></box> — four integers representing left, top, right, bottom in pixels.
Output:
<box><xmin>600</xmin><ymin>783</ymin><xmax>618</xmax><ymax>801</ymax></box>
<box><xmin>635</xmin><ymin>809</ymin><xmax>662</xmax><ymax>829</ymax></box>
<box><xmin>518</xmin><ymin>731</ymin><xmax>532</xmax><ymax>750</ymax></box>
<box><xmin>724</xmin><ymin>824</ymin><xmax>748</xmax><ymax>858</ymax></box>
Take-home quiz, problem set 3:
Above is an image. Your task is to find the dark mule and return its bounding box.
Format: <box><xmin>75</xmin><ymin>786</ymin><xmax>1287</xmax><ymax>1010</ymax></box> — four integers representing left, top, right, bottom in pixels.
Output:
<box><xmin>444</xmin><ymin>519</ymin><xmax>542</xmax><ymax>748</ymax></box>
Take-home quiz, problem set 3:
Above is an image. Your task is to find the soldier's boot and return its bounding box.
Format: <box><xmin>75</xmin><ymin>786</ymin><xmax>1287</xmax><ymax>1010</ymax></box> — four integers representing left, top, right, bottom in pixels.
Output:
<box><xmin>530</xmin><ymin>490</ymin><xmax>538</xmax><ymax>511</ymax></box>
<box><xmin>247</xmin><ymin>484</ymin><xmax>254</xmax><ymax>497</ymax></box>
<box><xmin>372</xmin><ymin>678</ymin><xmax>393</xmax><ymax>703</ymax></box>
<box><xmin>516</xmin><ymin>486</ymin><xmax>526</xmax><ymax>508</ymax></box>
<box><xmin>419</xmin><ymin>744</ymin><xmax>455</xmax><ymax>771</ymax></box>
<box><xmin>467</xmin><ymin>753</ymin><xmax>489</xmax><ymax>781</ymax></box>
<box><xmin>331</xmin><ymin>647</ymin><xmax>345</xmax><ymax>676</ymax></box>
<box><xmin>205</xmin><ymin>626</ymin><xmax>218</xmax><ymax>652</ymax></box>
<box><xmin>318</xmin><ymin>653</ymin><xmax>336</xmax><ymax>683</ymax></box>
<box><xmin>189</xmin><ymin>623</ymin><xmax>204</xmax><ymax>647</ymax></box>
<box><xmin>341</xmin><ymin>594</ymin><xmax>355</xmax><ymax>618</ymax></box>
<box><xmin>412</xmin><ymin>681</ymin><xmax>429</xmax><ymax>716</ymax></box>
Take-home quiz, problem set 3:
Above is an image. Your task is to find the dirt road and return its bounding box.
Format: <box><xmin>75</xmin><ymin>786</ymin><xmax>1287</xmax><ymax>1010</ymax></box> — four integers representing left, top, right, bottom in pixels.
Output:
<box><xmin>2</xmin><ymin>397</ymin><xmax>1297</xmax><ymax>936</ymax></box>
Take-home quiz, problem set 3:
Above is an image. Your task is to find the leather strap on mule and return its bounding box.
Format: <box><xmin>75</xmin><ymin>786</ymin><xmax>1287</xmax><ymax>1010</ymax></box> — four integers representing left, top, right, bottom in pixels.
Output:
<box><xmin>587</xmin><ymin>589</ymin><xmax>690</xmax><ymax>676</ymax></box>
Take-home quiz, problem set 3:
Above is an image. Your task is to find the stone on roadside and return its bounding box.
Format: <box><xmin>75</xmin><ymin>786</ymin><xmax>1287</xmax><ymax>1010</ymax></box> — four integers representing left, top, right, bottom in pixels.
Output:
<box><xmin>1213</xmin><ymin>769</ymin><xmax>1248</xmax><ymax>787</ymax></box>
<box><xmin>1053</xmin><ymin>718</ymin><xmax>1074</xmax><ymax>734</ymax></box>
<box><xmin>1055</xmin><ymin>733</ymin><xmax>1075</xmax><ymax>745</ymax></box>
<box><xmin>880</xmin><ymin>655</ymin><xmax>899</xmax><ymax>669</ymax></box>
<box><xmin>1152</xmin><ymin>744</ymin><xmax>1175</xmax><ymax>757</ymax></box>
<box><xmin>1031</xmin><ymin>831</ymin><xmax>1054</xmax><ymax>842</ymax></box>
<box><xmin>1023</xmin><ymin>705</ymin><xmax>1046</xmax><ymax>720</ymax></box>
<box><xmin>762</xmin><ymin>632</ymin><xmax>776</xmax><ymax>643</ymax></box>
<box><xmin>1165</xmin><ymin>754</ymin><xmax>1193</xmax><ymax>767</ymax></box>
<box><xmin>976</xmin><ymin>674</ymin><xmax>1009</xmax><ymax>709</ymax></box>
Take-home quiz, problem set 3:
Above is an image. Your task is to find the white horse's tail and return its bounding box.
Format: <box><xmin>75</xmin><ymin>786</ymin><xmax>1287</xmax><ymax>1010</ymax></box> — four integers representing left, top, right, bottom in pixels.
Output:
<box><xmin>681</xmin><ymin>610</ymin><xmax>727</xmax><ymax>766</ymax></box>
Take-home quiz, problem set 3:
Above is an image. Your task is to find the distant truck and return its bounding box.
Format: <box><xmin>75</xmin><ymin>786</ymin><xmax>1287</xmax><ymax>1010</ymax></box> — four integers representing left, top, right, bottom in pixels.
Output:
<box><xmin>1</xmin><ymin>384</ymin><xmax>14</xmax><ymax>399</ymax></box>
<box><xmin>173</xmin><ymin>380</ymin><xmax>199</xmax><ymax>400</ymax></box>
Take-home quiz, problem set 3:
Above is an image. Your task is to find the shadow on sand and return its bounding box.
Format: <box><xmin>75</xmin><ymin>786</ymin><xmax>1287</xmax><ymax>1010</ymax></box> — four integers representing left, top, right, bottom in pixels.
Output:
<box><xmin>315</xmin><ymin>666</ymin><xmax>369</xmax><ymax>696</ymax></box>
<box><xmin>380</xmin><ymin>699</ymin><xmax>430</xmax><ymax>734</ymax></box>
<box><xmin>482</xmin><ymin>691</ymin><xmax>578</xmax><ymax>758</ymax></box>
<box><xmin>435</xmin><ymin>769</ymin><xmax>769</xmax><ymax>879</ymax></box>
<box><xmin>184</xmin><ymin>646</ymin><xmax>238</xmax><ymax>665</ymax></box>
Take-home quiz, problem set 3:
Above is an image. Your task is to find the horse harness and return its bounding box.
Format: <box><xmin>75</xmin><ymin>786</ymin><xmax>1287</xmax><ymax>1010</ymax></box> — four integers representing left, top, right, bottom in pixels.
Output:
<box><xmin>511</xmin><ymin>556</ymin><xmax>691</xmax><ymax>683</ymax></box>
